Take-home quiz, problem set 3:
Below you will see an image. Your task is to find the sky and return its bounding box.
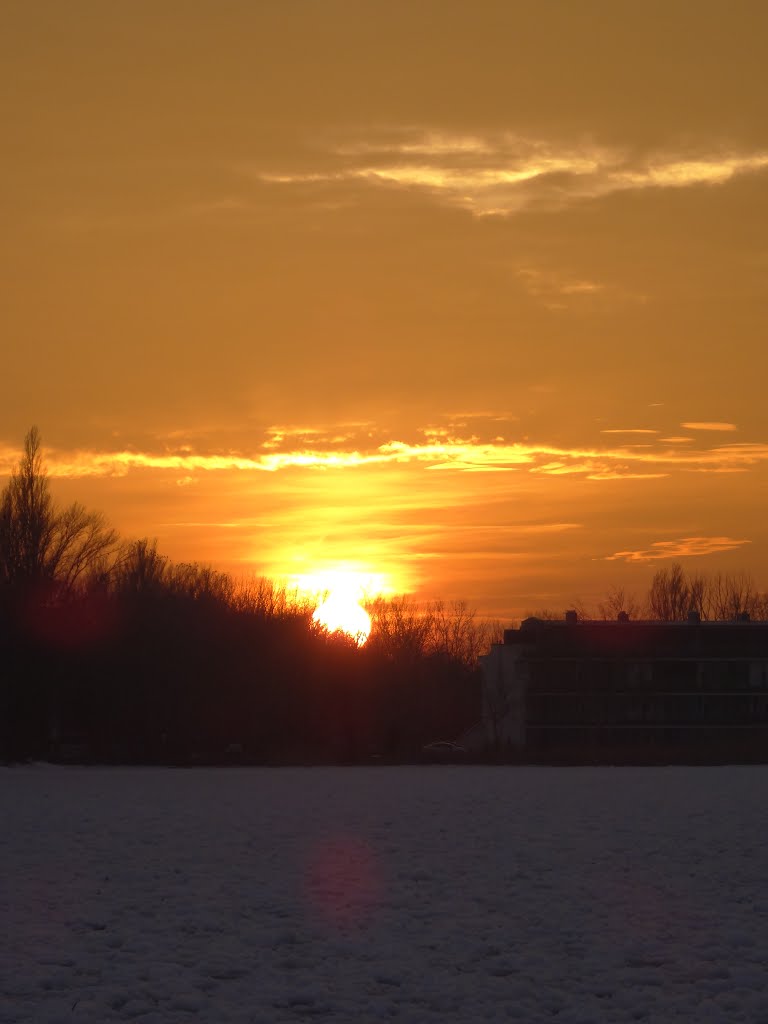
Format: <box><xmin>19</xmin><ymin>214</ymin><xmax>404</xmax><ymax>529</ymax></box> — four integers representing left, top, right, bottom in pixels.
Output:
<box><xmin>2</xmin><ymin>0</ymin><xmax>767</xmax><ymax>618</ymax></box>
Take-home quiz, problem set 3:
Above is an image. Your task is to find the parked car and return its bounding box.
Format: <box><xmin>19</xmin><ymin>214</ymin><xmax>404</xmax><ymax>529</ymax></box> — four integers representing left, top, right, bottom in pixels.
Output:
<box><xmin>421</xmin><ymin>741</ymin><xmax>467</xmax><ymax>761</ymax></box>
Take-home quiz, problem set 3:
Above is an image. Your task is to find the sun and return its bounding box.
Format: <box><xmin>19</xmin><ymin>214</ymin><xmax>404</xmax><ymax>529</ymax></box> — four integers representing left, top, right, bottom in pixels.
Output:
<box><xmin>280</xmin><ymin>565</ymin><xmax>393</xmax><ymax>645</ymax></box>
<box><xmin>293</xmin><ymin>568</ymin><xmax>377</xmax><ymax>645</ymax></box>
<box><xmin>313</xmin><ymin>591</ymin><xmax>372</xmax><ymax>645</ymax></box>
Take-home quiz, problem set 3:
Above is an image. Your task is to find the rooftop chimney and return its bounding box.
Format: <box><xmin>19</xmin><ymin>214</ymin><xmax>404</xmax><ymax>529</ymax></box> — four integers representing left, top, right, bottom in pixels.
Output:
<box><xmin>564</xmin><ymin>610</ymin><xmax>578</xmax><ymax>625</ymax></box>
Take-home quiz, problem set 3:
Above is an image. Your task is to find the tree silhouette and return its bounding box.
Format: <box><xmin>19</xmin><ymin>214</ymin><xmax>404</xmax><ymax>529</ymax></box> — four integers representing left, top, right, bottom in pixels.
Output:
<box><xmin>647</xmin><ymin>563</ymin><xmax>691</xmax><ymax>621</ymax></box>
<box><xmin>112</xmin><ymin>538</ymin><xmax>169</xmax><ymax>596</ymax></box>
<box><xmin>0</xmin><ymin>427</ymin><xmax>117</xmax><ymax>595</ymax></box>
<box><xmin>597</xmin><ymin>585</ymin><xmax>641</xmax><ymax>621</ymax></box>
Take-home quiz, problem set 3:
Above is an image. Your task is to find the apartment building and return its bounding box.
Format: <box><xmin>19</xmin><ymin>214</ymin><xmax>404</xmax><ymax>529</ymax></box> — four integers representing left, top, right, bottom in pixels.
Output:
<box><xmin>479</xmin><ymin>612</ymin><xmax>768</xmax><ymax>759</ymax></box>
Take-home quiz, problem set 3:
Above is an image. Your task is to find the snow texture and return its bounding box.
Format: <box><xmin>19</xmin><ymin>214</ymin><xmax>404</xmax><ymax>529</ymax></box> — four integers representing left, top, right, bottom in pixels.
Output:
<box><xmin>2</xmin><ymin>765</ymin><xmax>768</xmax><ymax>1023</ymax></box>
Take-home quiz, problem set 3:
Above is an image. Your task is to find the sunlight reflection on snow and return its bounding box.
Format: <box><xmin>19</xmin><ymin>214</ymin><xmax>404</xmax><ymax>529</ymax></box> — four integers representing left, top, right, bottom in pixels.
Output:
<box><xmin>305</xmin><ymin>836</ymin><xmax>382</xmax><ymax>929</ymax></box>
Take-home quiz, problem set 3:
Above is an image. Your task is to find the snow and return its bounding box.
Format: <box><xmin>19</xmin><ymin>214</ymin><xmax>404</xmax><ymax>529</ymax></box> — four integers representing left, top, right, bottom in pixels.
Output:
<box><xmin>2</xmin><ymin>764</ymin><xmax>768</xmax><ymax>1023</ymax></box>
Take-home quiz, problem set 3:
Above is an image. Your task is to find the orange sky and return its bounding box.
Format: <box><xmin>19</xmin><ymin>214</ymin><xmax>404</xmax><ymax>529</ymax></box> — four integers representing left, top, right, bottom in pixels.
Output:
<box><xmin>2</xmin><ymin>1</ymin><xmax>767</xmax><ymax>618</ymax></box>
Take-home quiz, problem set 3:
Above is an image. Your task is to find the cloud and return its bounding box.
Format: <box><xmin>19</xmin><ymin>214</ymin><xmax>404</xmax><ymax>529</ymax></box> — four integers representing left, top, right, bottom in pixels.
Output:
<box><xmin>585</xmin><ymin>470</ymin><xmax>669</xmax><ymax>481</ymax></box>
<box><xmin>4</xmin><ymin>424</ymin><xmax>768</xmax><ymax>484</ymax></box>
<box><xmin>334</xmin><ymin>132</ymin><xmax>493</xmax><ymax>157</ymax></box>
<box><xmin>600</xmin><ymin>429</ymin><xmax>658</xmax><ymax>435</ymax></box>
<box><xmin>605</xmin><ymin>537</ymin><xmax>751</xmax><ymax>562</ymax></box>
<box><xmin>515</xmin><ymin>267</ymin><xmax>647</xmax><ymax>310</ymax></box>
<box><xmin>252</xmin><ymin>131</ymin><xmax>768</xmax><ymax>217</ymax></box>
<box><xmin>618</xmin><ymin>156</ymin><xmax>768</xmax><ymax>188</ymax></box>
<box><xmin>680</xmin><ymin>422</ymin><xmax>738</xmax><ymax>431</ymax></box>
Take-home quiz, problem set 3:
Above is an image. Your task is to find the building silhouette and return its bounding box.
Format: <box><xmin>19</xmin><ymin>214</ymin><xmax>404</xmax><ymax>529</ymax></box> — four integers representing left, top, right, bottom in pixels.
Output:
<box><xmin>479</xmin><ymin>612</ymin><xmax>768</xmax><ymax>760</ymax></box>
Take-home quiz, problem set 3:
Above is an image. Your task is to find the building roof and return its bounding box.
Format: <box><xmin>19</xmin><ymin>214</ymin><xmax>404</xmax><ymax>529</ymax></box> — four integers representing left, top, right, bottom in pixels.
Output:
<box><xmin>503</xmin><ymin>613</ymin><xmax>768</xmax><ymax>658</ymax></box>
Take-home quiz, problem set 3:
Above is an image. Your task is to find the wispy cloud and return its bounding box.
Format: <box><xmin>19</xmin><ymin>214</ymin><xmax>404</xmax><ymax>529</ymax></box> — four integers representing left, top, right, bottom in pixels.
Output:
<box><xmin>4</xmin><ymin>428</ymin><xmax>768</xmax><ymax>483</ymax></box>
<box><xmin>252</xmin><ymin>131</ymin><xmax>768</xmax><ymax>217</ymax></box>
<box><xmin>680</xmin><ymin>421</ymin><xmax>738</xmax><ymax>431</ymax></box>
<box><xmin>601</xmin><ymin>429</ymin><xmax>658</xmax><ymax>435</ymax></box>
<box><xmin>514</xmin><ymin>267</ymin><xmax>647</xmax><ymax>310</ymax></box>
<box><xmin>334</xmin><ymin>132</ymin><xmax>493</xmax><ymax>157</ymax></box>
<box><xmin>606</xmin><ymin>537</ymin><xmax>752</xmax><ymax>563</ymax></box>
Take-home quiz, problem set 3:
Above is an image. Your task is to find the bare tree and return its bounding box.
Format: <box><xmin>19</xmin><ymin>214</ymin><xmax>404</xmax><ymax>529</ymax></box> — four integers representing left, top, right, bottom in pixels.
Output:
<box><xmin>232</xmin><ymin>576</ymin><xmax>313</xmax><ymax>620</ymax></box>
<box><xmin>113</xmin><ymin>538</ymin><xmax>169</xmax><ymax>595</ymax></box>
<box><xmin>753</xmin><ymin>592</ymin><xmax>768</xmax><ymax>621</ymax></box>
<box><xmin>686</xmin><ymin>571</ymin><xmax>708</xmax><ymax>619</ymax></box>
<box><xmin>427</xmin><ymin>599</ymin><xmax>487</xmax><ymax>667</ymax></box>
<box><xmin>0</xmin><ymin>427</ymin><xmax>118</xmax><ymax>594</ymax></box>
<box><xmin>597</xmin><ymin>586</ymin><xmax>642</xmax><ymax>621</ymax></box>
<box><xmin>367</xmin><ymin>595</ymin><xmax>434</xmax><ymax>663</ymax></box>
<box><xmin>0</xmin><ymin>426</ymin><xmax>52</xmax><ymax>584</ymax></box>
<box><xmin>704</xmin><ymin>571</ymin><xmax>758</xmax><ymax>620</ymax></box>
<box><xmin>167</xmin><ymin>562</ymin><xmax>234</xmax><ymax>603</ymax></box>
<box><xmin>367</xmin><ymin>595</ymin><xmax>501</xmax><ymax>668</ymax></box>
<box><xmin>643</xmin><ymin>565</ymin><xmax>761</xmax><ymax>622</ymax></box>
<box><xmin>646</xmin><ymin>563</ymin><xmax>691</xmax><ymax>621</ymax></box>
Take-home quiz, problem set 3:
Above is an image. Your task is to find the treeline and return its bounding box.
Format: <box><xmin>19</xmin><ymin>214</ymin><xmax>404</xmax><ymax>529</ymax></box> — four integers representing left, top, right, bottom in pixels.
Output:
<box><xmin>574</xmin><ymin>566</ymin><xmax>768</xmax><ymax>623</ymax></box>
<box><xmin>0</xmin><ymin>429</ymin><xmax>491</xmax><ymax>763</ymax></box>
<box><xmin>526</xmin><ymin>567</ymin><xmax>768</xmax><ymax>625</ymax></box>
<box><xmin>646</xmin><ymin>564</ymin><xmax>768</xmax><ymax>621</ymax></box>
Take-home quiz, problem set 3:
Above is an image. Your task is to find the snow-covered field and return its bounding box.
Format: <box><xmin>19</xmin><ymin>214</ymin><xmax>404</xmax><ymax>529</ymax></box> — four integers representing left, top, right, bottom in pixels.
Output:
<box><xmin>2</xmin><ymin>766</ymin><xmax>768</xmax><ymax>1024</ymax></box>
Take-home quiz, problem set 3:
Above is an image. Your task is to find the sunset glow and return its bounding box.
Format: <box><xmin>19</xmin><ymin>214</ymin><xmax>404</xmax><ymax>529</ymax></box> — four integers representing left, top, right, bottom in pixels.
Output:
<box><xmin>2</xmin><ymin>3</ymin><xmax>767</xmax><ymax>619</ymax></box>
<box><xmin>308</xmin><ymin>571</ymin><xmax>375</xmax><ymax>645</ymax></box>
<box><xmin>293</xmin><ymin>568</ymin><xmax>392</xmax><ymax>605</ymax></box>
<box><xmin>312</xmin><ymin>592</ymin><xmax>372</xmax><ymax>646</ymax></box>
